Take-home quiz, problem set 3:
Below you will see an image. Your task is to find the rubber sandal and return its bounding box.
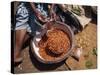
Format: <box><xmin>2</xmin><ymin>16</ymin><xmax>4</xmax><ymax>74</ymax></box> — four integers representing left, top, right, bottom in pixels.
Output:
<box><xmin>14</xmin><ymin>57</ymin><xmax>23</xmax><ymax>63</ymax></box>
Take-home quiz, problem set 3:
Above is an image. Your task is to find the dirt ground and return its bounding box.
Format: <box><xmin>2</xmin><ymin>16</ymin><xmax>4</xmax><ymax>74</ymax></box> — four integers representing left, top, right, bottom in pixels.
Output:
<box><xmin>13</xmin><ymin>20</ymin><xmax>97</xmax><ymax>74</ymax></box>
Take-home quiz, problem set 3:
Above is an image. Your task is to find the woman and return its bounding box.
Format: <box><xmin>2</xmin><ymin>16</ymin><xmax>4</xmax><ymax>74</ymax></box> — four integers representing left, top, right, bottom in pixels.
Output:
<box><xmin>14</xmin><ymin>2</ymin><xmax>56</xmax><ymax>63</ymax></box>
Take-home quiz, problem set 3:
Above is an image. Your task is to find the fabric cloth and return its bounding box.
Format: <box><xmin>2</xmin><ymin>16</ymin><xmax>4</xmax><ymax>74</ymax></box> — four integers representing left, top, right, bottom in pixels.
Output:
<box><xmin>15</xmin><ymin>3</ymin><xmax>49</xmax><ymax>33</ymax></box>
<box><xmin>61</xmin><ymin>5</ymin><xmax>92</xmax><ymax>28</ymax></box>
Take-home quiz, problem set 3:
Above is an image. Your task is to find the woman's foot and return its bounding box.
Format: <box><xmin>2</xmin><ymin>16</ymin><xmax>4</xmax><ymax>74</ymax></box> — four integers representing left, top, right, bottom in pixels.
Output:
<box><xmin>14</xmin><ymin>57</ymin><xmax>23</xmax><ymax>63</ymax></box>
<box><xmin>14</xmin><ymin>51</ymin><xmax>23</xmax><ymax>63</ymax></box>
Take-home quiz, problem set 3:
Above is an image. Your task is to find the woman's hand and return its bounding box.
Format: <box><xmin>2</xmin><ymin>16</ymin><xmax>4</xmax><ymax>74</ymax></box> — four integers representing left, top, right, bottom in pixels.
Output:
<box><xmin>35</xmin><ymin>10</ymin><xmax>47</xmax><ymax>23</ymax></box>
<box><xmin>50</xmin><ymin>10</ymin><xmax>57</xmax><ymax>21</ymax></box>
<box><xmin>50</xmin><ymin>10</ymin><xmax>62</xmax><ymax>22</ymax></box>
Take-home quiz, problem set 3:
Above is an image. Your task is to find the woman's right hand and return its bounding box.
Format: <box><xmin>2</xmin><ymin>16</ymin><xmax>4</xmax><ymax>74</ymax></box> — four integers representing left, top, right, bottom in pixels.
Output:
<box><xmin>35</xmin><ymin>10</ymin><xmax>47</xmax><ymax>23</ymax></box>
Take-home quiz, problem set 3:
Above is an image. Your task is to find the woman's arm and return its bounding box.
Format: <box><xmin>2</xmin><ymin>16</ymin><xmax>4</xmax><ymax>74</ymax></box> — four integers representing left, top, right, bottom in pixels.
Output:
<box><xmin>30</xmin><ymin>3</ymin><xmax>46</xmax><ymax>22</ymax></box>
<box><xmin>49</xmin><ymin>4</ymin><xmax>57</xmax><ymax>20</ymax></box>
<box><xmin>30</xmin><ymin>3</ymin><xmax>38</xmax><ymax>14</ymax></box>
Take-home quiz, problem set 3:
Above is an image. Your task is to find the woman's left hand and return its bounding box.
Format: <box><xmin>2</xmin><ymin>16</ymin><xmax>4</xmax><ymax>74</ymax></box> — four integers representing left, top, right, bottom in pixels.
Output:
<box><xmin>50</xmin><ymin>10</ymin><xmax>57</xmax><ymax>21</ymax></box>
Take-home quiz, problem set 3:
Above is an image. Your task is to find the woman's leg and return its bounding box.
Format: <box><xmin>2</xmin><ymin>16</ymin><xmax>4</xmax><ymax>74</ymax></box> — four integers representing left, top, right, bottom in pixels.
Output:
<box><xmin>14</xmin><ymin>29</ymin><xmax>28</xmax><ymax>62</ymax></box>
<box><xmin>14</xmin><ymin>3</ymin><xmax>30</xmax><ymax>63</ymax></box>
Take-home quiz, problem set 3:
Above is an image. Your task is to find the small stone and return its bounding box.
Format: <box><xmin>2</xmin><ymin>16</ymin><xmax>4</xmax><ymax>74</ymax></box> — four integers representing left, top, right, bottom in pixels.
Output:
<box><xmin>18</xmin><ymin>65</ymin><xmax>23</xmax><ymax>70</ymax></box>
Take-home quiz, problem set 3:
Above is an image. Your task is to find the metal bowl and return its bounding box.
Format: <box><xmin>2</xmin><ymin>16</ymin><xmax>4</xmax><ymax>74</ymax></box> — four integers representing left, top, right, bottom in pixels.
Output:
<box><xmin>31</xmin><ymin>21</ymin><xmax>74</xmax><ymax>64</ymax></box>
